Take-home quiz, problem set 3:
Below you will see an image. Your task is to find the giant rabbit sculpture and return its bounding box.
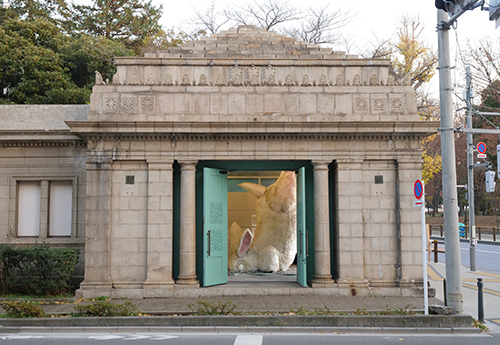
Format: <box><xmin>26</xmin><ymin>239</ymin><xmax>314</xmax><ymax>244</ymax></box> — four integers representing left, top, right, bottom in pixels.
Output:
<box><xmin>228</xmin><ymin>171</ymin><xmax>297</xmax><ymax>273</ymax></box>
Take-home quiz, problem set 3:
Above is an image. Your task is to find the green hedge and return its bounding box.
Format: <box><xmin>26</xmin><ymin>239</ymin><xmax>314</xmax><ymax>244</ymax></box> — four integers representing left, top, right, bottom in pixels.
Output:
<box><xmin>0</xmin><ymin>245</ymin><xmax>80</xmax><ymax>296</ymax></box>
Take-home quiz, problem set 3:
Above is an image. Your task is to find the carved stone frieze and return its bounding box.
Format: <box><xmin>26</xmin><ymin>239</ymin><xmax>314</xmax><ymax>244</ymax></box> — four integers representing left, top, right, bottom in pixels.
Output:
<box><xmin>181</xmin><ymin>74</ymin><xmax>191</xmax><ymax>86</ymax></box>
<box><xmin>121</xmin><ymin>97</ymin><xmax>136</xmax><ymax>111</ymax></box>
<box><xmin>372</xmin><ymin>98</ymin><xmax>386</xmax><ymax>111</ymax></box>
<box><xmin>285</xmin><ymin>74</ymin><xmax>294</xmax><ymax>86</ymax></box>
<box><xmin>140</xmin><ymin>96</ymin><xmax>155</xmax><ymax>111</ymax></box>
<box><xmin>112</xmin><ymin>73</ymin><xmax>120</xmax><ymax>85</ymax></box>
<box><xmin>336</xmin><ymin>74</ymin><xmax>344</xmax><ymax>86</ymax></box>
<box><xmin>199</xmin><ymin>74</ymin><xmax>208</xmax><ymax>86</ymax></box>
<box><xmin>319</xmin><ymin>74</ymin><xmax>328</xmax><ymax>86</ymax></box>
<box><xmin>129</xmin><ymin>72</ymin><xmax>140</xmax><ymax>85</ymax></box>
<box><xmin>264</xmin><ymin>67</ymin><xmax>277</xmax><ymax>86</ymax></box>
<box><xmin>163</xmin><ymin>74</ymin><xmax>173</xmax><ymax>86</ymax></box>
<box><xmin>354</xmin><ymin>97</ymin><xmax>368</xmax><ymax>111</ymax></box>
<box><xmin>301</xmin><ymin>74</ymin><xmax>311</xmax><ymax>86</ymax></box>
<box><xmin>370</xmin><ymin>74</ymin><xmax>379</xmax><ymax>86</ymax></box>
<box><xmin>390</xmin><ymin>97</ymin><xmax>404</xmax><ymax>111</ymax></box>
<box><xmin>104</xmin><ymin>96</ymin><xmax>118</xmax><ymax>111</ymax></box>
<box><xmin>215</xmin><ymin>74</ymin><xmax>225</xmax><ymax>86</ymax></box>
<box><xmin>247</xmin><ymin>66</ymin><xmax>261</xmax><ymax>86</ymax></box>
<box><xmin>353</xmin><ymin>74</ymin><xmax>361</xmax><ymax>86</ymax></box>
<box><xmin>146</xmin><ymin>73</ymin><xmax>155</xmax><ymax>85</ymax></box>
<box><xmin>230</xmin><ymin>67</ymin><xmax>244</xmax><ymax>86</ymax></box>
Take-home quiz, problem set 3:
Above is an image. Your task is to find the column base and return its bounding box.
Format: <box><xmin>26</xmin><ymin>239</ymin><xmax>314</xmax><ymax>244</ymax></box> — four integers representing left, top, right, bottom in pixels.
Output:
<box><xmin>143</xmin><ymin>280</ymin><xmax>175</xmax><ymax>289</ymax></box>
<box><xmin>311</xmin><ymin>274</ymin><xmax>335</xmax><ymax>287</ymax></box>
<box><xmin>176</xmin><ymin>276</ymin><xmax>200</xmax><ymax>288</ymax></box>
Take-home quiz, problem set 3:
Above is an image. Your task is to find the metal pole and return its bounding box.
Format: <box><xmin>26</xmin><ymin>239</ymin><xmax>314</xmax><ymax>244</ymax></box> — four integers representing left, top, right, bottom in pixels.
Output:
<box><xmin>421</xmin><ymin>181</ymin><xmax>429</xmax><ymax>315</ymax></box>
<box><xmin>437</xmin><ymin>9</ymin><xmax>463</xmax><ymax>314</ymax></box>
<box><xmin>466</xmin><ymin>66</ymin><xmax>477</xmax><ymax>272</ymax></box>
<box><xmin>477</xmin><ymin>278</ymin><xmax>484</xmax><ymax>323</ymax></box>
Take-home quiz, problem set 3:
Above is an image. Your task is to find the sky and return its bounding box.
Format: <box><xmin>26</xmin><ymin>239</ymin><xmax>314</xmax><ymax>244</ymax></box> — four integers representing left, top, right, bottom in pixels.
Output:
<box><xmin>156</xmin><ymin>0</ymin><xmax>500</xmax><ymax>97</ymax></box>
<box><xmin>159</xmin><ymin>0</ymin><xmax>500</xmax><ymax>50</ymax></box>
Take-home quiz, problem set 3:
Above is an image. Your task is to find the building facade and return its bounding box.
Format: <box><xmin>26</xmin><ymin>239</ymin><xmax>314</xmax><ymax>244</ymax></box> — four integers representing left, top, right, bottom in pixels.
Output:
<box><xmin>0</xmin><ymin>26</ymin><xmax>438</xmax><ymax>299</ymax></box>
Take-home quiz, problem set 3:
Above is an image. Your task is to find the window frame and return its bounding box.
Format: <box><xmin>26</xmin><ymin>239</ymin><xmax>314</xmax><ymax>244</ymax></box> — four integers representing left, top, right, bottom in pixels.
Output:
<box><xmin>10</xmin><ymin>176</ymin><xmax>78</xmax><ymax>241</ymax></box>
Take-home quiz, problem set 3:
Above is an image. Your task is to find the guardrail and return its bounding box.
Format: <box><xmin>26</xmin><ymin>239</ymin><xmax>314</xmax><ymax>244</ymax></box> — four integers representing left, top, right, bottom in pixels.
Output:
<box><xmin>429</xmin><ymin>224</ymin><xmax>498</xmax><ymax>242</ymax></box>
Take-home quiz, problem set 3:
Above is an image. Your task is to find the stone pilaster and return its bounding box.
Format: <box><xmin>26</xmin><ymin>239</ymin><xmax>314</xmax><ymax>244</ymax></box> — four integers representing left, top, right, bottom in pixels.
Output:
<box><xmin>335</xmin><ymin>160</ymin><xmax>368</xmax><ymax>288</ymax></box>
<box><xmin>143</xmin><ymin>161</ymin><xmax>175</xmax><ymax>292</ymax></box>
<box><xmin>311</xmin><ymin>160</ymin><xmax>335</xmax><ymax>286</ymax></box>
<box><xmin>79</xmin><ymin>160</ymin><xmax>113</xmax><ymax>291</ymax></box>
<box><xmin>176</xmin><ymin>161</ymin><xmax>199</xmax><ymax>286</ymax></box>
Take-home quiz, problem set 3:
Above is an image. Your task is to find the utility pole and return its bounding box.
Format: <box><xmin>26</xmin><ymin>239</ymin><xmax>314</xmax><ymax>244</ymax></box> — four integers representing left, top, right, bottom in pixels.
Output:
<box><xmin>437</xmin><ymin>9</ymin><xmax>463</xmax><ymax>314</ymax></box>
<box><xmin>466</xmin><ymin>66</ymin><xmax>477</xmax><ymax>272</ymax></box>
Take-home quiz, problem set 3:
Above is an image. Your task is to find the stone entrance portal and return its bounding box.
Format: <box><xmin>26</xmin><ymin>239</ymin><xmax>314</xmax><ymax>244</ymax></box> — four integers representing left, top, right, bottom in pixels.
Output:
<box><xmin>64</xmin><ymin>25</ymin><xmax>438</xmax><ymax>299</ymax></box>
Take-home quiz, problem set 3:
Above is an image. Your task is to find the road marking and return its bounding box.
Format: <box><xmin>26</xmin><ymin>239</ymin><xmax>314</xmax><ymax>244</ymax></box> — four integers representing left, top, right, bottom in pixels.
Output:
<box><xmin>462</xmin><ymin>283</ymin><xmax>500</xmax><ymax>297</ymax></box>
<box><xmin>427</xmin><ymin>264</ymin><xmax>443</xmax><ymax>281</ymax></box>
<box><xmin>89</xmin><ymin>335</ymin><xmax>124</xmax><ymax>340</ymax></box>
<box><xmin>463</xmin><ymin>278</ymin><xmax>500</xmax><ymax>282</ymax></box>
<box><xmin>124</xmin><ymin>335</ymin><xmax>151</xmax><ymax>340</ymax></box>
<box><xmin>491</xmin><ymin>319</ymin><xmax>500</xmax><ymax>326</ymax></box>
<box><xmin>475</xmin><ymin>271</ymin><xmax>500</xmax><ymax>279</ymax></box>
<box><xmin>151</xmin><ymin>336</ymin><xmax>179</xmax><ymax>340</ymax></box>
<box><xmin>234</xmin><ymin>335</ymin><xmax>263</xmax><ymax>345</ymax></box>
<box><xmin>460</xmin><ymin>248</ymin><xmax>500</xmax><ymax>255</ymax></box>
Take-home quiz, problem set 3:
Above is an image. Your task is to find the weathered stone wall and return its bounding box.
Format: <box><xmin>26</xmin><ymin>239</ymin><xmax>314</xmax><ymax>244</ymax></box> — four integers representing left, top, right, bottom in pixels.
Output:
<box><xmin>0</xmin><ymin>105</ymin><xmax>88</xmax><ymax>278</ymax></box>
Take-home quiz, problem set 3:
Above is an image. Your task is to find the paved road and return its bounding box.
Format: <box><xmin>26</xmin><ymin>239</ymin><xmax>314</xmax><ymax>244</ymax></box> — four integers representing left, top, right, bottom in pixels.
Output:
<box><xmin>0</xmin><ymin>333</ymin><xmax>498</xmax><ymax>345</ymax></box>
<box><xmin>431</xmin><ymin>241</ymin><xmax>500</xmax><ymax>273</ymax></box>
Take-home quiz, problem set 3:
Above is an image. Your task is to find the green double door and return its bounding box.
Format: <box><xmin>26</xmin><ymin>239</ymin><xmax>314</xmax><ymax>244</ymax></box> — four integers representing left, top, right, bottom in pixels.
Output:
<box><xmin>202</xmin><ymin>167</ymin><xmax>308</xmax><ymax>287</ymax></box>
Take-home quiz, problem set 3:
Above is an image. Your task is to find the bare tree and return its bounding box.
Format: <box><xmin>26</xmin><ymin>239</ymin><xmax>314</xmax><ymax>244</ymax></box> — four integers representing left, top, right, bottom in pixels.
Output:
<box><xmin>181</xmin><ymin>0</ymin><xmax>353</xmax><ymax>47</ymax></box>
<box><xmin>225</xmin><ymin>0</ymin><xmax>299</xmax><ymax>31</ymax></box>
<box><xmin>188</xmin><ymin>0</ymin><xmax>229</xmax><ymax>35</ymax></box>
<box><xmin>284</xmin><ymin>5</ymin><xmax>354</xmax><ymax>46</ymax></box>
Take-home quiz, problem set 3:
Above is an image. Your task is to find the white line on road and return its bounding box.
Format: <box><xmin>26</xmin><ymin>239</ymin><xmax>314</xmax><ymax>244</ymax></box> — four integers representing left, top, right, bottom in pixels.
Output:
<box><xmin>234</xmin><ymin>335</ymin><xmax>263</xmax><ymax>345</ymax></box>
<box><xmin>460</xmin><ymin>248</ymin><xmax>500</xmax><ymax>255</ymax></box>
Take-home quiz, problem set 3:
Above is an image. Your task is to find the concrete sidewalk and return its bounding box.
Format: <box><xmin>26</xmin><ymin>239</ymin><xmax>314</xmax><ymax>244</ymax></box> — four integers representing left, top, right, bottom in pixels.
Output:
<box><xmin>428</xmin><ymin>261</ymin><xmax>500</xmax><ymax>333</ymax></box>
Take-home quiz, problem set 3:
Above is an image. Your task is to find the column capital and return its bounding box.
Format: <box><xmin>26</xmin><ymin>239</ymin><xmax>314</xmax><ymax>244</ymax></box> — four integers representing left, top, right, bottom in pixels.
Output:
<box><xmin>312</xmin><ymin>160</ymin><xmax>332</xmax><ymax>170</ymax></box>
<box><xmin>178</xmin><ymin>160</ymin><xmax>198</xmax><ymax>170</ymax></box>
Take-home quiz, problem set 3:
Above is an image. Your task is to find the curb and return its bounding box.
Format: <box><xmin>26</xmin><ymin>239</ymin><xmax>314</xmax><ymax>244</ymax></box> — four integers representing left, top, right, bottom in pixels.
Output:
<box><xmin>0</xmin><ymin>325</ymin><xmax>481</xmax><ymax>335</ymax></box>
<box><xmin>0</xmin><ymin>314</ymin><xmax>475</xmax><ymax>329</ymax></box>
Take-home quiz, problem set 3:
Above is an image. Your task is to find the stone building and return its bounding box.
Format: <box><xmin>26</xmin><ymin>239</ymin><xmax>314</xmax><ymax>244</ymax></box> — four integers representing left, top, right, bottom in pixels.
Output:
<box><xmin>0</xmin><ymin>26</ymin><xmax>437</xmax><ymax>299</ymax></box>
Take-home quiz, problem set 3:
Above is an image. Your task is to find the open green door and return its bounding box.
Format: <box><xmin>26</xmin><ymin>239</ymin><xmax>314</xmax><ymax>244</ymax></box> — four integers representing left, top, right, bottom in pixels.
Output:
<box><xmin>297</xmin><ymin>167</ymin><xmax>307</xmax><ymax>287</ymax></box>
<box><xmin>203</xmin><ymin>168</ymin><xmax>228</xmax><ymax>287</ymax></box>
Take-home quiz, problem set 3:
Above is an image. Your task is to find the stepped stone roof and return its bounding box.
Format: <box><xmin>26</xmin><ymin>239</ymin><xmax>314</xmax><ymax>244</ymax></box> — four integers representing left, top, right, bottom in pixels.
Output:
<box><xmin>146</xmin><ymin>25</ymin><xmax>352</xmax><ymax>60</ymax></box>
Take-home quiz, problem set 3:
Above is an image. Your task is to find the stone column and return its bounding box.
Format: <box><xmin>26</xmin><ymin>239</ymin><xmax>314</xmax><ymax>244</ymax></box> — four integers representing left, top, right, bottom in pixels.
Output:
<box><xmin>78</xmin><ymin>160</ymin><xmax>113</xmax><ymax>294</ymax></box>
<box><xmin>176</xmin><ymin>161</ymin><xmax>199</xmax><ymax>286</ymax></box>
<box><xmin>311</xmin><ymin>160</ymin><xmax>335</xmax><ymax>286</ymax></box>
<box><xmin>143</xmin><ymin>161</ymin><xmax>175</xmax><ymax>295</ymax></box>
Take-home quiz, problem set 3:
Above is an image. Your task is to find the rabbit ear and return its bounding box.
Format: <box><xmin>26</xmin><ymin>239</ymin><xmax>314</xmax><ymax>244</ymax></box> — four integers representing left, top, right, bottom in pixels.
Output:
<box><xmin>238</xmin><ymin>182</ymin><xmax>266</xmax><ymax>198</ymax></box>
<box><xmin>238</xmin><ymin>229</ymin><xmax>254</xmax><ymax>257</ymax></box>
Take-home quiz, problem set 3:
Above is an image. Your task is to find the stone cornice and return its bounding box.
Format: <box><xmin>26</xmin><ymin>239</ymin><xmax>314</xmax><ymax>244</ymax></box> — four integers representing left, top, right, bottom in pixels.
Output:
<box><xmin>0</xmin><ymin>131</ymin><xmax>86</xmax><ymax>147</ymax></box>
<box><xmin>115</xmin><ymin>57</ymin><xmax>391</xmax><ymax>67</ymax></box>
<box><xmin>66</xmin><ymin>121</ymin><xmax>439</xmax><ymax>141</ymax></box>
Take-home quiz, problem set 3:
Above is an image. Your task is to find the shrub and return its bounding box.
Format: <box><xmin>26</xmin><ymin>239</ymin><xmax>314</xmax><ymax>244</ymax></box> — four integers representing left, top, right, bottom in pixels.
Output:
<box><xmin>0</xmin><ymin>244</ymin><xmax>80</xmax><ymax>296</ymax></box>
<box><xmin>1</xmin><ymin>300</ymin><xmax>48</xmax><ymax>318</ymax></box>
<box><xmin>188</xmin><ymin>300</ymin><xmax>237</xmax><ymax>315</ymax></box>
<box><xmin>71</xmin><ymin>301</ymin><xmax>139</xmax><ymax>317</ymax></box>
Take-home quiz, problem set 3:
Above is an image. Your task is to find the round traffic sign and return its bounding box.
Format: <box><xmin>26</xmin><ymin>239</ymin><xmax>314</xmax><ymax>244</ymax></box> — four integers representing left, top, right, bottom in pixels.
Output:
<box><xmin>414</xmin><ymin>180</ymin><xmax>423</xmax><ymax>200</ymax></box>
<box><xmin>477</xmin><ymin>142</ymin><xmax>486</xmax><ymax>154</ymax></box>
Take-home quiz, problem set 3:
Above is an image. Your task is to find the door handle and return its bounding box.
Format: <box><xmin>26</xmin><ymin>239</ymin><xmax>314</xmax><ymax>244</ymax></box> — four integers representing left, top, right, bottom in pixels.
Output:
<box><xmin>207</xmin><ymin>230</ymin><xmax>211</xmax><ymax>256</ymax></box>
<box><xmin>299</xmin><ymin>231</ymin><xmax>303</xmax><ymax>256</ymax></box>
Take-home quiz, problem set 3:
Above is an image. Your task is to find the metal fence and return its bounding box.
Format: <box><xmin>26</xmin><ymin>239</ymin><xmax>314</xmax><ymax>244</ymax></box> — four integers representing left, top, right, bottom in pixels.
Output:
<box><xmin>429</xmin><ymin>224</ymin><xmax>498</xmax><ymax>242</ymax></box>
